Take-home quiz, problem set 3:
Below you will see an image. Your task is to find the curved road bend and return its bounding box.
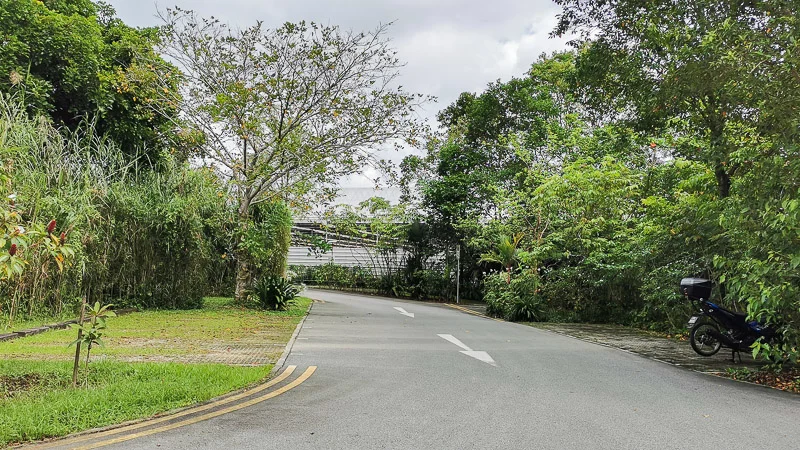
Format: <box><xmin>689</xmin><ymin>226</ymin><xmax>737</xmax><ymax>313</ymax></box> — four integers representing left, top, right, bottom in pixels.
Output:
<box><xmin>101</xmin><ymin>289</ymin><xmax>797</xmax><ymax>450</ymax></box>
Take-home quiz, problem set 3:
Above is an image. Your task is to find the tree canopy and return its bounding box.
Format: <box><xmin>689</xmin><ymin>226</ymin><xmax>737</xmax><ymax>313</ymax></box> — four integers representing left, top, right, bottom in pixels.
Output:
<box><xmin>135</xmin><ymin>8</ymin><xmax>430</xmax><ymax>300</ymax></box>
<box><xmin>401</xmin><ymin>2</ymin><xmax>800</xmax><ymax>363</ymax></box>
<box><xmin>0</xmin><ymin>0</ymin><xmax>180</xmax><ymax>159</ymax></box>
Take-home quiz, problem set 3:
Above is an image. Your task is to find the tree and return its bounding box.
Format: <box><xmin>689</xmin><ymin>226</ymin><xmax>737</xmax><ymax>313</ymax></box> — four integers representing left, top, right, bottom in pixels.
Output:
<box><xmin>553</xmin><ymin>0</ymin><xmax>800</xmax><ymax>199</ymax></box>
<box><xmin>418</xmin><ymin>53</ymin><xmax>579</xmax><ymax>246</ymax></box>
<box><xmin>141</xmin><ymin>9</ymin><xmax>429</xmax><ymax>300</ymax></box>
<box><xmin>480</xmin><ymin>234</ymin><xmax>524</xmax><ymax>284</ymax></box>
<box><xmin>553</xmin><ymin>0</ymin><xmax>800</xmax><ymax>360</ymax></box>
<box><xmin>0</xmin><ymin>0</ymin><xmax>180</xmax><ymax>159</ymax></box>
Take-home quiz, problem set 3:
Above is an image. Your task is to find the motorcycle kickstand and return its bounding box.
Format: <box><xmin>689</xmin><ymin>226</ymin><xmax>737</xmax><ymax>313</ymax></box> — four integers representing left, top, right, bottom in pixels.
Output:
<box><xmin>731</xmin><ymin>349</ymin><xmax>742</xmax><ymax>364</ymax></box>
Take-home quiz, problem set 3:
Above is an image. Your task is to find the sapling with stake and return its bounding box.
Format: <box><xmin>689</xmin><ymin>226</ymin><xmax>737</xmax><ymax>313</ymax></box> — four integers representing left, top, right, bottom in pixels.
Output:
<box><xmin>70</xmin><ymin>301</ymin><xmax>116</xmax><ymax>385</ymax></box>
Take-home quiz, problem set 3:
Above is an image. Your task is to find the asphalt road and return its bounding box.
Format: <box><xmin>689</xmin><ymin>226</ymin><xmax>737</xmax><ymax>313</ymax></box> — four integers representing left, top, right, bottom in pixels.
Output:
<box><xmin>104</xmin><ymin>289</ymin><xmax>799</xmax><ymax>450</ymax></box>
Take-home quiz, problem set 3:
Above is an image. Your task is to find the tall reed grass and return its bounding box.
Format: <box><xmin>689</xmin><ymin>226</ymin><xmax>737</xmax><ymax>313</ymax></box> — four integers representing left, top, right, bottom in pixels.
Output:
<box><xmin>1</xmin><ymin>98</ymin><xmax>234</xmax><ymax>327</ymax></box>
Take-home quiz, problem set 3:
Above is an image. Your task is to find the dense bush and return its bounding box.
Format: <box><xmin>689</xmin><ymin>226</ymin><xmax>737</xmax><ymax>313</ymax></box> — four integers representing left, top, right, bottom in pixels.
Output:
<box><xmin>240</xmin><ymin>201</ymin><xmax>293</xmax><ymax>280</ymax></box>
<box><xmin>476</xmin><ymin>152</ymin><xmax>799</xmax><ymax>364</ymax></box>
<box><xmin>484</xmin><ymin>272</ymin><xmax>545</xmax><ymax>322</ymax></box>
<box><xmin>1</xmin><ymin>99</ymin><xmax>232</xmax><ymax>323</ymax></box>
<box><xmin>86</xmin><ymin>162</ymin><xmax>229</xmax><ymax>309</ymax></box>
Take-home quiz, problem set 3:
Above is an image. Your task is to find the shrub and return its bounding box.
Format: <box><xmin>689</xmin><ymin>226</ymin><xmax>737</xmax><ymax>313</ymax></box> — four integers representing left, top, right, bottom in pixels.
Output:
<box><xmin>483</xmin><ymin>271</ymin><xmax>545</xmax><ymax>322</ymax></box>
<box><xmin>407</xmin><ymin>269</ymin><xmax>453</xmax><ymax>301</ymax></box>
<box><xmin>250</xmin><ymin>276</ymin><xmax>299</xmax><ymax>311</ymax></box>
<box><xmin>484</xmin><ymin>273</ymin><xmax>513</xmax><ymax>319</ymax></box>
<box><xmin>240</xmin><ymin>201</ymin><xmax>293</xmax><ymax>280</ymax></box>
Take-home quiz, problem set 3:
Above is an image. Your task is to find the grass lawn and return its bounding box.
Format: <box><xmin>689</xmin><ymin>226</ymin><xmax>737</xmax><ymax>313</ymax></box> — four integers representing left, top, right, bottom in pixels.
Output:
<box><xmin>0</xmin><ymin>296</ymin><xmax>311</xmax><ymax>447</ymax></box>
<box><xmin>0</xmin><ymin>360</ymin><xmax>270</xmax><ymax>446</ymax></box>
<box><xmin>0</xmin><ymin>296</ymin><xmax>312</xmax><ymax>362</ymax></box>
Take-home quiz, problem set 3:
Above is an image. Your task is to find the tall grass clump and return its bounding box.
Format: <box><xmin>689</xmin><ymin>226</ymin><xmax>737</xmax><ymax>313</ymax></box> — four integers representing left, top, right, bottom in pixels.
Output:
<box><xmin>0</xmin><ymin>98</ymin><xmax>234</xmax><ymax>326</ymax></box>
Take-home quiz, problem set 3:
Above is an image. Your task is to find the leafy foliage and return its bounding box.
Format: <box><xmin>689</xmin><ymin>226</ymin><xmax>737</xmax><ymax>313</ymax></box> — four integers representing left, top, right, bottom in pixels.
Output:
<box><xmin>484</xmin><ymin>272</ymin><xmax>544</xmax><ymax>322</ymax></box>
<box><xmin>0</xmin><ymin>97</ymin><xmax>229</xmax><ymax>324</ymax></box>
<box><xmin>547</xmin><ymin>0</ymin><xmax>800</xmax><ymax>363</ymax></box>
<box><xmin>480</xmin><ymin>234</ymin><xmax>524</xmax><ymax>284</ymax></box>
<box><xmin>250</xmin><ymin>276</ymin><xmax>299</xmax><ymax>311</ymax></box>
<box><xmin>69</xmin><ymin>302</ymin><xmax>116</xmax><ymax>361</ymax></box>
<box><xmin>0</xmin><ymin>0</ymin><xmax>182</xmax><ymax>161</ymax></box>
<box><xmin>241</xmin><ymin>201</ymin><xmax>293</xmax><ymax>277</ymax></box>
<box><xmin>138</xmin><ymin>8</ymin><xmax>430</xmax><ymax>301</ymax></box>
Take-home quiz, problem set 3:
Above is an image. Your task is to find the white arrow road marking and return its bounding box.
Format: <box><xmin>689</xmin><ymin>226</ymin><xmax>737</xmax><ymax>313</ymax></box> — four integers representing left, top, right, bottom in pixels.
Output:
<box><xmin>437</xmin><ymin>334</ymin><xmax>472</xmax><ymax>351</ymax></box>
<box><xmin>437</xmin><ymin>334</ymin><xmax>497</xmax><ymax>366</ymax></box>
<box><xmin>394</xmin><ymin>307</ymin><xmax>415</xmax><ymax>318</ymax></box>
<box><xmin>460</xmin><ymin>351</ymin><xmax>496</xmax><ymax>366</ymax></box>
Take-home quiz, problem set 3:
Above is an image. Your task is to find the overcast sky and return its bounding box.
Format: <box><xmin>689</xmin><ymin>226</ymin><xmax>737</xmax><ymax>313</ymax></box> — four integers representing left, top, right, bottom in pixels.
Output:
<box><xmin>111</xmin><ymin>0</ymin><xmax>571</xmax><ymax>187</ymax></box>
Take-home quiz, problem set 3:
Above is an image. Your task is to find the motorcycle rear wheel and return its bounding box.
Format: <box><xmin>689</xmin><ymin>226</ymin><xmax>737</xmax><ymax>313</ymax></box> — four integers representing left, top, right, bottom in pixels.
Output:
<box><xmin>690</xmin><ymin>322</ymin><xmax>722</xmax><ymax>356</ymax></box>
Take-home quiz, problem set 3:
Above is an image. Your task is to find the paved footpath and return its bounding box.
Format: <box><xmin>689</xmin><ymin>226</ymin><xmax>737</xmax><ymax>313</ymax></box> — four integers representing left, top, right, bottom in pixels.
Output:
<box><xmin>48</xmin><ymin>289</ymin><xmax>800</xmax><ymax>450</ymax></box>
<box><xmin>529</xmin><ymin>322</ymin><xmax>771</xmax><ymax>372</ymax></box>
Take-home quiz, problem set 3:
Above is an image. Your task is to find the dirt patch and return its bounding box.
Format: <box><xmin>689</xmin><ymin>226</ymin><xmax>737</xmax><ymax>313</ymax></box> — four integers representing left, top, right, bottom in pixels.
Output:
<box><xmin>718</xmin><ymin>367</ymin><xmax>800</xmax><ymax>394</ymax></box>
<box><xmin>0</xmin><ymin>373</ymin><xmax>63</xmax><ymax>399</ymax></box>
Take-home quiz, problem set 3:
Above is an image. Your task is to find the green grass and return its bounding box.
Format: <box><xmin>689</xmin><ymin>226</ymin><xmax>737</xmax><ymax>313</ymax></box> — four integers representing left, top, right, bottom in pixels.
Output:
<box><xmin>0</xmin><ymin>360</ymin><xmax>271</xmax><ymax>447</ymax></box>
<box><xmin>0</xmin><ymin>296</ymin><xmax>312</xmax><ymax>447</ymax></box>
<box><xmin>0</xmin><ymin>297</ymin><xmax>312</xmax><ymax>361</ymax></box>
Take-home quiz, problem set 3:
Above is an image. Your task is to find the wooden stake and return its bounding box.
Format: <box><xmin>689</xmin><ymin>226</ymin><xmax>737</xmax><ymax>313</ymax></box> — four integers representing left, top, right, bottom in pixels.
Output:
<box><xmin>72</xmin><ymin>293</ymin><xmax>87</xmax><ymax>387</ymax></box>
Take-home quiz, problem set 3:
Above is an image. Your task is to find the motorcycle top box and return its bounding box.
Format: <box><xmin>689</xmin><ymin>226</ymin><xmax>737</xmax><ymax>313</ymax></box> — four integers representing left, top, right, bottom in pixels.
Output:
<box><xmin>680</xmin><ymin>277</ymin><xmax>714</xmax><ymax>300</ymax></box>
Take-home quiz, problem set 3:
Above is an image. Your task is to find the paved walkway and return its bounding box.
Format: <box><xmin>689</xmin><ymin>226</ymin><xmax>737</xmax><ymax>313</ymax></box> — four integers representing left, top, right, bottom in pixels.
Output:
<box><xmin>179</xmin><ymin>341</ymin><xmax>288</xmax><ymax>366</ymax></box>
<box><xmin>527</xmin><ymin>323</ymin><xmax>769</xmax><ymax>372</ymax></box>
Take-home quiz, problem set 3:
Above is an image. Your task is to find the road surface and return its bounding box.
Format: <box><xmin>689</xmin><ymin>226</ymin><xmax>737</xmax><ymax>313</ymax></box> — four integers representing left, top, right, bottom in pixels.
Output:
<box><xmin>88</xmin><ymin>289</ymin><xmax>800</xmax><ymax>449</ymax></box>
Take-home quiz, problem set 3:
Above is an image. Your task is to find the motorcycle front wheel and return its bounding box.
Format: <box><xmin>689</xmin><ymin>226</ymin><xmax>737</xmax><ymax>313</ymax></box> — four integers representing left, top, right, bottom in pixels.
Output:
<box><xmin>690</xmin><ymin>322</ymin><xmax>722</xmax><ymax>356</ymax></box>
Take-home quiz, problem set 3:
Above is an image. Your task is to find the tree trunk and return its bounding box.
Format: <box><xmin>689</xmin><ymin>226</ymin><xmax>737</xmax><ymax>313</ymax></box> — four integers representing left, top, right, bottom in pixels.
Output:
<box><xmin>715</xmin><ymin>164</ymin><xmax>731</xmax><ymax>199</ymax></box>
<box><xmin>235</xmin><ymin>199</ymin><xmax>253</xmax><ymax>303</ymax></box>
<box><xmin>707</xmin><ymin>98</ymin><xmax>730</xmax><ymax>199</ymax></box>
<box><xmin>72</xmin><ymin>294</ymin><xmax>87</xmax><ymax>388</ymax></box>
<box><xmin>235</xmin><ymin>249</ymin><xmax>252</xmax><ymax>303</ymax></box>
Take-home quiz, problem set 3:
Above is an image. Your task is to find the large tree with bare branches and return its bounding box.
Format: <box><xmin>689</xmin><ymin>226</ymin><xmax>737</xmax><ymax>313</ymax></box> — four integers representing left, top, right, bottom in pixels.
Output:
<box><xmin>136</xmin><ymin>8</ymin><xmax>429</xmax><ymax>300</ymax></box>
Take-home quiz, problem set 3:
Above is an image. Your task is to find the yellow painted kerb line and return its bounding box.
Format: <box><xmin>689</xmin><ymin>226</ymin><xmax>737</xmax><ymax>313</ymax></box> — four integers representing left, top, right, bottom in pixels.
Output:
<box><xmin>72</xmin><ymin>366</ymin><xmax>317</xmax><ymax>450</ymax></box>
<box><xmin>33</xmin><ymin>366</ymin><xmax>299</xmax><ymax>449</ymax></box>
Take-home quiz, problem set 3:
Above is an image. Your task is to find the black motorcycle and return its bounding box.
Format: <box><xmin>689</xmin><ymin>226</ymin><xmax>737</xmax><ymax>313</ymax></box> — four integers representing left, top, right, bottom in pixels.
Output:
<box><xmin>681</xmin><ymin>277</ymin><xmax>778</xmax><ymax>362</ymax></box>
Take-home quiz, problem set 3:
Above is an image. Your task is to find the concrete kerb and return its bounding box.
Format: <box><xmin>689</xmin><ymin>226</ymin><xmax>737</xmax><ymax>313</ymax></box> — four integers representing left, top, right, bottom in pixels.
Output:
<box><xmin>3</xmin><ymin>309</ymin><xmax>137</xmax><ymax>343</ymax></box>
<box><xmin>269</xmin><ymin>299</ymin><xmax>314</xmax><ymax>377</ymax></box>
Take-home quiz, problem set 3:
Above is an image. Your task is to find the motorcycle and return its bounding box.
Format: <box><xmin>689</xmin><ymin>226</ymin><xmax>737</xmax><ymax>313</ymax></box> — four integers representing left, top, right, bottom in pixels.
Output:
<box><xmin>681</xmin><ymin>277</ymin><xmax>778</xmax><ymax>362</ymax></box>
